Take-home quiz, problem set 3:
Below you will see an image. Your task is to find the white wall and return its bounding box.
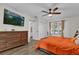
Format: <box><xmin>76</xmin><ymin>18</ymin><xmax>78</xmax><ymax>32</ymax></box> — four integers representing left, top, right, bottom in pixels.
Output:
<box><xmin>47</xmin><ymin>16</ymin><xmax>79</xmax><ymax>38</ymax></box>
<box><xmin>0</xmin><ymin>5</ymin><xmax>29</xmax><ymax>31</ymax></box>
<box><xmin>64</xmin><ymin>16</ymin><xmax>79</xmax><ymax>37</ymax></box>
<box><xmin>38</xmin><ymin>19</ymin><xmax>48</xmax><ymax>39</ymax></box>
<box><xmin>0</xmin><ymin>5</ymin><xmax>31</xmax><ymax>42</ymax></box>
<box><xmin>2</xmin><ymin>5</ymin><xmax>79</xmax><ymax>41</ymax></box>
<box><xmin>28</xmin><ymin>18</ymin><xmax>49</xmax><ymax>40</ymax></box>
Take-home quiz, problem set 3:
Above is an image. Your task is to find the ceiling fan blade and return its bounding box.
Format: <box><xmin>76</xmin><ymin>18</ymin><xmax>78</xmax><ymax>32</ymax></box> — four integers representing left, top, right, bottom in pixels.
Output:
<box><xmin>42</xmin><ymin>14</ymin><xmax>48</xmax><ymax>16</ymax></box>
<box><xmin>42</xmin><ymin>10</ymin><xmax>48</xmax><ymax>13</ymax></box>
<box><xmin>53</xmin><ymin>7</ymin><xmax>58</xmax><ymax>11</ymax></box>
<box><xmin>52</xmin><ymin>12</ymin><xmax>61</xmax><ymax>14</ymax></box>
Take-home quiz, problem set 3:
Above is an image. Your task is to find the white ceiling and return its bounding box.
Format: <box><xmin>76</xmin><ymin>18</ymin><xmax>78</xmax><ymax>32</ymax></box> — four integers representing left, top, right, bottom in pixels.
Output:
<box><xmin>1</xmin><ymin>3</ymin><xmax>79</xmax><ymax>20</ymax></box>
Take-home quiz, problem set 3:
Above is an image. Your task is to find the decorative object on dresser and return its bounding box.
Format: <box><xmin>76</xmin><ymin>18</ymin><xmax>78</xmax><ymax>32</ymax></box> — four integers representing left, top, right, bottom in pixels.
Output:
<box><xmin>0</xmin><ymin>31</ymin><xmax>28</xmax><ymax>52</ymax></box>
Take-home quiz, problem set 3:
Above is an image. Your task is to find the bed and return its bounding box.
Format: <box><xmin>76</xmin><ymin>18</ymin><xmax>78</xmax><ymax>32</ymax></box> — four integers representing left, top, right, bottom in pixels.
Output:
<box><xmin>35</xmin><ymin>36</ymin><xmax>79</xmax><ymax>55</ymax></box>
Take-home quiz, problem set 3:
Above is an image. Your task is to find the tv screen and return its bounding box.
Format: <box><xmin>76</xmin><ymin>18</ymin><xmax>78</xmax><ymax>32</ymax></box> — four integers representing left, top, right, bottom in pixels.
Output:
<box><xmin>3</xmin><ymin>9</ymin><xmax>24</xmax><ymax>26</ymax></box>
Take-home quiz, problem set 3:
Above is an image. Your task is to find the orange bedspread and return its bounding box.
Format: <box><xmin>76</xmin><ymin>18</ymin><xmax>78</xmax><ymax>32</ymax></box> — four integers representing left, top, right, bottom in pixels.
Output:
<box><xmin>35</xmin><ymin>36</ymin><xmax>79</xmax><ymax>55</ymax></box>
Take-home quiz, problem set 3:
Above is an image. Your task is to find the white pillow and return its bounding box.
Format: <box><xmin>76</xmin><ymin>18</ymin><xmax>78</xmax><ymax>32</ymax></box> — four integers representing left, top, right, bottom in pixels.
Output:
<box><xmin>75</xmin><ymin>35</ymin><xmax>79</xmax><ymax>45</ymax></box>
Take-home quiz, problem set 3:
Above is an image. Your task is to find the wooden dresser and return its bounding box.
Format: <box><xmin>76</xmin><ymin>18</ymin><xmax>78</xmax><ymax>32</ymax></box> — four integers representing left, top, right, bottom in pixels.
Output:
<box><xmin>0</xmin><ymin>31</ymin><xmax>28</xmax><ymax>52</ymax></box>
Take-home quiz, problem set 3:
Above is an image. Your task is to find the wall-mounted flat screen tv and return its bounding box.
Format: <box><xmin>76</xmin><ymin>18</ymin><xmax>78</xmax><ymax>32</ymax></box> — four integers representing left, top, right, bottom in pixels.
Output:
<box><xmin>3</xmin><ymin>9</ymin><xmax>24</xmax><ymax>26</ymax></box>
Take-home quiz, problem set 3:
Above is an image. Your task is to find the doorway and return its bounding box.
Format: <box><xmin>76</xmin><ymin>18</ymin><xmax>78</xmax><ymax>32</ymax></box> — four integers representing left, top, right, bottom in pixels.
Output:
<box><xmin>29</xmin><ymin>21</ymin><xmax>38</xmax><ymax>42</ymax></box>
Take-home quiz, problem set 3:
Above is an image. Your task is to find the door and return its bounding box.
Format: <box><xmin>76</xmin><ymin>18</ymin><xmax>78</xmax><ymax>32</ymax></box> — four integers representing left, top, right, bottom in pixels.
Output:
<box><xmin>29</xmin><ymin>21</ymin><xmax>38</xmax><ymax>41</ymax></box>
<box><xmin>32</xmin><ymin>21</ymin><xmax>38</xmax><ymax>40</ymax></box>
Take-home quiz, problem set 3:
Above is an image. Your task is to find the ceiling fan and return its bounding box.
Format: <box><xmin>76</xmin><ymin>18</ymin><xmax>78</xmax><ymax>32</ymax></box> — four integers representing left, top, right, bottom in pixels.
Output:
<box><xmin>42</xmin><ymin>7</ymin><xmax>61</xmax><ymax>16</ymax></box>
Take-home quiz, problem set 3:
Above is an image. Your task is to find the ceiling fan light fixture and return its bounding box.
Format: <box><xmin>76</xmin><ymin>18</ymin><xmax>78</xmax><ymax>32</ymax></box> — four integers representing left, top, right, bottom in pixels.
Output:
<box><xmin>48</xmin><ymin>14</ymin><xmax>52</xmax><ymax>16</ymax></box>
<box><xmin>42</xmin><ymin>7</ymin><xmax>61</xmax><ymax>17</ymax></box>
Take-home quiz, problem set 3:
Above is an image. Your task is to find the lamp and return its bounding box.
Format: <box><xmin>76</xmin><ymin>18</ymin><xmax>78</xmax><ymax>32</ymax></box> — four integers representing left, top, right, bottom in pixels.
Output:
<box><xmin>48</xmin><ymin>14</ymin><xmax>52</xmax><ymax>16</ymax></box>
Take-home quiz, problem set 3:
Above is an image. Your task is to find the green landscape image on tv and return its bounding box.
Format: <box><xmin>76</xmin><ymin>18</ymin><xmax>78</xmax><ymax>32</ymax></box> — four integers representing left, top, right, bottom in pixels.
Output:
<box><xmin>4</xmin><ymin>9</ymin><xmax>24</xmax><ymax>26</ymax></box>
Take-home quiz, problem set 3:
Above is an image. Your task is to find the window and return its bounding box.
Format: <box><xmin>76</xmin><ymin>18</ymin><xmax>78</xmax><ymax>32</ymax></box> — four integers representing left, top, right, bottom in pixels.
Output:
<box><xmin>50</xmin><ymin>20</ymin><xmax>64</xmax><ymax>36</ymax></box>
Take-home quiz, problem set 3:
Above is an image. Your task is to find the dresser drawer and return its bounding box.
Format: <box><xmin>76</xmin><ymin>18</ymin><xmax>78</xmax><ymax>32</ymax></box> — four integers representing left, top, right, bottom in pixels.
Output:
<box><xmin>0</xmin><ymin>39</ymin><xmax>6</xmax><ymax>43</ymax></box>
<box><xmin>0</xmin><ymin>31</ymin><xmax>28</xmax><ymax>52</ymax></box>
<box><xmin>7</xmin><ymin>41</ymin><xmax>23</xmax><ymax>49</ymax></box>
<box><xmin>0</xmin><ymin>43</ymin><xmax>7</xmax><ymax>51</ymax></box>
<box><xmin>7</xmin><ymin>38</ymin><xmax>20</xmax><ymax>43</ymax></box>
